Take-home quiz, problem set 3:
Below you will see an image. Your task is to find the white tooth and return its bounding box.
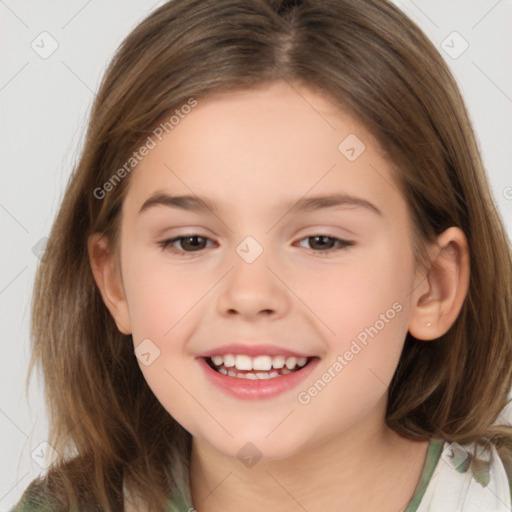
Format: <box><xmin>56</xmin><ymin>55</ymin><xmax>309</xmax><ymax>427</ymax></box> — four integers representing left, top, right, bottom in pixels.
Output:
<box><xmin>272</xmin><ymin>355</ymin><xmax>285</xmax><ymax>369</ymax></box>
<box><xmin>245</xmin><ymin>373</ymin><xmax>258</xmax><ymax>380</ymax></box>
<box><xmin>223</xmin><ymin>354</ymin><xmax>236</xmax><ymax>367</ymax></box>
<box><xmin>253</xmin><ymin>355</ymin><xmax>272</xmax><ymax>371</ymax></box>
<box><xmin>256</xmin><ymin>372</ymin><xmax>272</xmax><ymax>380</ymax></box>
<box><xmin>285</xmin><ymin>357</ymin><xmax>297</xmax><ymax>370</ymax></box>
<box><xmin>227</xmin><ymin>369</ymin><xmax>237</xmax><ymax>377</ymax></box>
<box><xmin>212</xmin><ymin>355</ymin><xmax>223</xmax><ymax>366</ymax></box>
<box><xmin>297</xmin><ymin>357</ymin><xmax>308</xmax><ymax>367</ymax></box>
<box><xmin>281</xmin><ymin>367</ymin><xmax>291</xmax><ymax>374</ymax></box>
<box><xmin>268</xmin><ymin>370</ymin><xmax>279</xmax><ymax>378</ymax></box>
<box><xmin>235</xmin><ymin>354</ymin><xmax>252</xmax><ymax>371</ymax></box>
<box><xmin>218</xmin><ymin>367</ymin><xmax>228</xmax><ymax>375</ymax></box>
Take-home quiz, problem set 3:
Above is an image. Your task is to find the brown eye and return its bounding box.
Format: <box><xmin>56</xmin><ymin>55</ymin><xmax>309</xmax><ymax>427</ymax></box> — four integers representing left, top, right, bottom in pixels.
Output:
<box><xmin>297</xmin><ymin>235</ymin><xmax>354</xmax><ymax>253</ymax></box>
<box><xmin>307</xmin><ymin>236</ymin><xmax>337</xmax><ymax>250</ymax></box>
<box><xmin>178</xmin><ymin>236</ymin><xmax>208</xmax><ymax>251</ymax></box>
<box><xmin>158</xmin><ymin>235</ymin><xmax>214</xmax><ymax>253</ymax></box>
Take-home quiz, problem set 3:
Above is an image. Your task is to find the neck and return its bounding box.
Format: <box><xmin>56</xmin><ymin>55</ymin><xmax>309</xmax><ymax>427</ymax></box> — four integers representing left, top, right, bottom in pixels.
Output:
<box><xmin>189</xmin><ymin>397</ymin><xmax>429</xmax><ymax>512</ymax></box>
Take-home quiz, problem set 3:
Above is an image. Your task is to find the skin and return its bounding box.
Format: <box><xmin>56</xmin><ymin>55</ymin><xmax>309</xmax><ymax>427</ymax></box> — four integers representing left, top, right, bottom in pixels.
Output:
<box><xmin>89</xmin><ymin>80</ymin><xmax>470</xmax><ymax>511</ymax></box>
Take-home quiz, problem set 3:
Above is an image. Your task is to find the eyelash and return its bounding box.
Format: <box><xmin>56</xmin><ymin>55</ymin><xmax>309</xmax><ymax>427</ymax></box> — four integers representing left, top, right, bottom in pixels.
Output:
<box><xmin>157</xmin><ymin>234</ymin><xmax>354</xmax><ymax>256</ymax></box>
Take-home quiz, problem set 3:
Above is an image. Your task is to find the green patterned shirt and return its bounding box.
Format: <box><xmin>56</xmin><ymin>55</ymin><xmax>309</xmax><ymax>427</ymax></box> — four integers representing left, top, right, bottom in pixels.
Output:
<box><xmin>11</xmin><ymin>438</ymin><xmax>512</xmax><ymax>511</ymax></box>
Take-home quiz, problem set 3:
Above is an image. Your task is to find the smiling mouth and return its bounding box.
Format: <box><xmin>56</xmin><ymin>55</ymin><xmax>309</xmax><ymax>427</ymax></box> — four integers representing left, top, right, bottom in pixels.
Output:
<box><xmin>205</xmin><ymin>354</ymin><xmax>314</xmax><ymax>380</ymax></box>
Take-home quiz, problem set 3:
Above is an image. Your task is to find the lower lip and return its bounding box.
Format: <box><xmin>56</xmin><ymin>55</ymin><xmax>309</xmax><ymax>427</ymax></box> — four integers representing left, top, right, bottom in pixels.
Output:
<box><xmin>197</xmin><ymin>357</ymin><xmax>319</xmax><ymax>400</ymax></box>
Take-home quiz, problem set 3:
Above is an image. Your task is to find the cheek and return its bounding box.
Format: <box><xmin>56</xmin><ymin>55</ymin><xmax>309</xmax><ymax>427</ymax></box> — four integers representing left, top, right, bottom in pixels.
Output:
<box><xmin>291</xmin><ymin>241</ymin><xmax>414</xmax><ymax>346</ymax></box>
<box><xmin>296</xmin><ymin>240</ymin><xmax>414</xmax><ymax>410</ymax></box>
<box><xmin>121</xmin><ymin>252</ymin><xmax>218</xmax><ymax>424</ymax></box>
<box><xmin>122</xmin><ymin>251</ymin><xmax>206</xmax><ymax>342</ymax></box>
<box><xmin>136</xmin><ymin>356</ymin><xmax>208</xmax><ymax>441</ymax></box>
<box><xmin>293</xmin><ymin>258</ymin><xmax>411</xmax><ymax>441</ymax></box>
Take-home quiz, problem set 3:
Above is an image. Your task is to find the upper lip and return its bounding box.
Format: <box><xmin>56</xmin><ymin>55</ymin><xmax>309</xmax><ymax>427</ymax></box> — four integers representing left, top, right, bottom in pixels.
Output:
<box><xmin>196</xmin><ymin>343</ymin><xmax>314</xmax><ymax>358</ymax></box>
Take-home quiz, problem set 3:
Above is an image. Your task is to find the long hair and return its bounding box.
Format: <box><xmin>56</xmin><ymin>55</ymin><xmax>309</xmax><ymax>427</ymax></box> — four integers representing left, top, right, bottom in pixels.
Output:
<box><xmin>28</xmin><ymin>0</ymin><xmax>512</xmax><ymax>509</ymax></box>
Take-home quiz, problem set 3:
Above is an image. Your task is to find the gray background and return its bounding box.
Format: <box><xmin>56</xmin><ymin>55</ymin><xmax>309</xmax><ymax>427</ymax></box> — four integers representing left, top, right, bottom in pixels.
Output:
<box><xmin>1</xmin><ymin>0</ymin><xmax>511</xmax><ymax>509</ymax></box>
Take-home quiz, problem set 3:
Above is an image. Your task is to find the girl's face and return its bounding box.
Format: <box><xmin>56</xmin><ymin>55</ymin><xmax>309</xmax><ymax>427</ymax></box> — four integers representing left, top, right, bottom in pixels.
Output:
<box><xmin>111</xmin><ymin>81</ymin><xmax>422</xmax><ymax>460</ymax></box>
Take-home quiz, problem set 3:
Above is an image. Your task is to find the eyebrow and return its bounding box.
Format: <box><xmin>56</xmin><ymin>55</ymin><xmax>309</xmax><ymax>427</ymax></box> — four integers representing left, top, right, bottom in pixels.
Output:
<box><xmin>138</xmin><ymin>192</ymin><xmax>382</xmax><ymax>217</ymax></box>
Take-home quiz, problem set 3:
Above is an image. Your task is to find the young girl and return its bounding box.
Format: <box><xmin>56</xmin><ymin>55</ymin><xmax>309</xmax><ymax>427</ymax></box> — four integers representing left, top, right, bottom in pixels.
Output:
<box><xmin>13</xmin><ymin>0</ymin><xmax>512</xmax><ymax>510</ymax></box>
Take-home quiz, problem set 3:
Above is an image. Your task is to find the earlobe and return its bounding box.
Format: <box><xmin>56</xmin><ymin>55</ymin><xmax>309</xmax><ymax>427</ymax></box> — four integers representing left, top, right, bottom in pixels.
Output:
<box><xmin>408</xmin><ymin>227</ymin><xmax>470</xmax><ymax>341</ymax></box>
<box><xmin>87</xmin><ymin>233</ymin><xmax>132</xmax><ymax>335</ymax></box>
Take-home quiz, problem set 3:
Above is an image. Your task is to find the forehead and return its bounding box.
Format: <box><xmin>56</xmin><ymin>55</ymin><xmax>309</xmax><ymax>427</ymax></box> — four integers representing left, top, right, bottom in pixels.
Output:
<box><xmin>123</xmin><ymin>81</ymin><xmax>404</xmax><ymax>221</ymax></box>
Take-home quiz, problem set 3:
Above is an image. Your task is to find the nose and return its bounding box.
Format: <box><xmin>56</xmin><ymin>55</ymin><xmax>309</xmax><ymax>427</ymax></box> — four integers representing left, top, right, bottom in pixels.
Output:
<box><xmin>216</xmin><ymin>254</ymin><xmax>291</xmax><ymax>321</ymax></box>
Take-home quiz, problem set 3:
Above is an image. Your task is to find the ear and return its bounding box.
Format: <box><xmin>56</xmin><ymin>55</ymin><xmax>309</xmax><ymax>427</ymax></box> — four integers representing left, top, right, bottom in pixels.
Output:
<box><xmin>408</xmin><ymin>227</ymin><xmax>470</xmax><ymax>340</ymax></box>
<box><xmin>87</xmin><ymin>232</ymin><xmax>132</xmax><ymax>335</ymax></box>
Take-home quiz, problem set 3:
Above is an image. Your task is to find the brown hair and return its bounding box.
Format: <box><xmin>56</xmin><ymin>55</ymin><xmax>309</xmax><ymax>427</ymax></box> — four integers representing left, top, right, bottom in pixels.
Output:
<box><xmin>27</xmin><ymin>0</ymin><xmax>512</xmax><ymax>509</ymax></box>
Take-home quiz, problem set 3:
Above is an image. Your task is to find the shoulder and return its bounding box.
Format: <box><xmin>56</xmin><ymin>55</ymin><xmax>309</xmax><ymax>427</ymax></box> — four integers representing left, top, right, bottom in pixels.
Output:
<box><xmin>13</xmin><ymin>471</ymin><xmax>185</xmax><ymax>512</ymax></box>
<box><xmin>10</xmin><ymin>463</ymin><xmax>113</xmax><ymax>512</ymax></box>
<box><xmin>496</xmin><ymin>441</ymin><xmax>512</xmax><ymax>501</ymax></box>
<box><xmin>10</xmin><ymin>477</ymin><xmax>61</xmax><ymax>512</ymax></box>
<box><xmin>416</xmin><ymin>438</ymin><xmax>512</xmax><ymax>511</ymax></box>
